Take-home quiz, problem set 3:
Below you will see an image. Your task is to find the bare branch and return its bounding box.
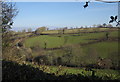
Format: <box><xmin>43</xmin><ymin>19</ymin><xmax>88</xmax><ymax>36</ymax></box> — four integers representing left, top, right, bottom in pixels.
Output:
<box><xmin>1</xmin><ymin>1</ymin><xmax>19</xmax><ymax>32</ymax></box>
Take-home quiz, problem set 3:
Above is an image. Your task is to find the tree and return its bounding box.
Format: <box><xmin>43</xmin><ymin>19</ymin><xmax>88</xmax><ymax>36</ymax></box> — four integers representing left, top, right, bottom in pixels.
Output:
<box><xmin>2</xmin><ymin>1</ymin><xmax>19</xmax><ymax>54</ymax></box>
<box><xmin>77</xmin><ymin>28</ymin><xmax>81</xmax><ymax>34</ymax></box>
<box><xmin>47</xmin><ymin>28</ymin><xmax>49</xmax><ymax>31</ymax></box>
<box><xmin>92</xmin><ymin>24</ymin><xmax>96</xmax><ymax>28</ymax></box>
<box><xmin>1</xmin><ymin>1</ymin><xmax>19</xmax><ymax>32</ymax></box>
<box><xmin>35</xmin><ymin>27</ymin><xmax>47</xmax><ymax>34</ymax></box>
<box><xmin>105</xmin><ymin>32</ymin><xmax>109</xmax><ymax>39</ymax></box>
<box><xmin>27</xmin><ymin>28</ymin><xmax>32</xmax><ymax>32</ymax></box>
<box><xmin>44</xmin><ymin>42</ymin><xmax>47</xmax><ymax>49</ymax></box>
<box><xmin>56</xmin><ymin>57</ymin><xmax>62</xmax><ymax>65</ymax></box>
<box><xmin>103</xmin><ymin>23</ymin><xmax>107</xmax><ymax>27</ymax></box>
<box><xmin>22</xmin><ymin>29</ymin><xmax>26</xmax><ymax>33</ymax></box>
<box><xmin>58</xmin><ymin>29</ymin><xmax>62</xmax><ymax>34</ymax></box>
<box><xmin>97</xmin><ymin>24</ymin><xmax>103</xmax><ymax>28</ymax></box>
<box><xmin>106</xmin><ymin>24</ymin><xmax>113</xmax><ymax>28</ymax></box>
<box><xmin>62</xmin><ymin>46</ymin><xmax>73</xmax><ymax>65</ymax></box>
<box><xmin>62</xmin><ymin>28</ymin><xmax>65</xmax><ymax>34</ymax></box>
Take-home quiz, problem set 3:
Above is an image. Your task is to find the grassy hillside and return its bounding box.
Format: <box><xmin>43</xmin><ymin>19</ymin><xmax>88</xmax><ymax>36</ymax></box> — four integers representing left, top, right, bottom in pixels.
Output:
<box><xmin>23</xmin><ymin>28</ymin><xmax>119</xmax><ymax>68</ymax></box>
<box><xmin>82</xmin><ymin>41</ymin><xmax>118</xmax><ymax>58</ymax></box>
<box><xmin>24</xmin><ymin>29</ymin><xmax>119</xmax><ymax>48</ymax></box>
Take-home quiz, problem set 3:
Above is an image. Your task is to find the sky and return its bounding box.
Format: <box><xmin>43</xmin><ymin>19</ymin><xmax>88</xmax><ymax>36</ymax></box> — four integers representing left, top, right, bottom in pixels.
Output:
<box><xmin>12</xmin><ymin>2</ymin><xmax>118</xmax><ymax>31</ymax></box>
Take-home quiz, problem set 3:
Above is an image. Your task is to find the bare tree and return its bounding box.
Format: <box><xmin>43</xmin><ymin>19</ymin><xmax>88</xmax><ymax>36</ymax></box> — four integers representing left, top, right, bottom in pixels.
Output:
<box><xmin>27</xmin><ymin>28</ymin><xmax>32</xmax><ymax>32</ymax></box>
<box><xmin>1</xmin><ymin>1</ymin><xmax>19</xmax><ymax>32</ymax></box>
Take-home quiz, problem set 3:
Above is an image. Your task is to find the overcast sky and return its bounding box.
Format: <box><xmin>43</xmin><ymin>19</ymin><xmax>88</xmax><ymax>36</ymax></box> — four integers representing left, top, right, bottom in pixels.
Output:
<box><xmin>12</xmin><ymin>2</ymin><xmax>118</xmax><ymax>31</ymax></box>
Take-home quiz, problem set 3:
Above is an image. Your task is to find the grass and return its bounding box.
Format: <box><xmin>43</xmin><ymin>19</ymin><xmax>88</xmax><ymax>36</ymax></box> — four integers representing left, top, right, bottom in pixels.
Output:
<box><xmin>38</xmin><ymin>64</ymin><xmax>120</xmax><ymax>80</ymax></box>
<box><xmin>42</xmin><ymin>30</ymin><xmax>58</xmax><ymax>34</ymax></box>
<box><xmin>24</xmin><ymin>35</ymin><xmax>64</xmax><ymax>48</ymax></box>
<box><xmin>109</xmin><ymin>30</ymin><xmax>119</xmax><ymax>38</ymax></box>
<box><xmin>24</xmin><ymin>32</ymin><xmax>108</xmax><ymax>48</ymax></box>
<box><xmin>24</xmin><ymin>30</ymin><xmax>119</xmax><ymax>48</ymax></box>
<box><xmin>23</xmin><ymin>29</ymin><xmax>119</xmax><ymax>66</ymax></box>
<box><xmin>82</xmin><ymin>41</ymin><xmax>119</xmax><ymax>58</ymax></box>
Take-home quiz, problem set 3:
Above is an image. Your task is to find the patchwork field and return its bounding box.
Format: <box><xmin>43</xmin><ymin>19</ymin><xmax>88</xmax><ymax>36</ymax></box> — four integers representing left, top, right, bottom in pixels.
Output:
<box><xmin>23</xmin><ymin>28</ymin><xmax>119</xmax><ymax>69</ymax></box>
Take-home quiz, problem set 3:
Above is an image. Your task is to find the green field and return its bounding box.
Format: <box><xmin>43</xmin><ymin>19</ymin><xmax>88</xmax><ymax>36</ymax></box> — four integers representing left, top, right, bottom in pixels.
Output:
<box><xmin>25</xmin><ymin>31</ymin><xmax>118</xmax><ymax>48</ymax></box>
<box><xmin>23</xmin><ymin>28</ymin><xmax>119</xmax><ymax>68</ymax></box>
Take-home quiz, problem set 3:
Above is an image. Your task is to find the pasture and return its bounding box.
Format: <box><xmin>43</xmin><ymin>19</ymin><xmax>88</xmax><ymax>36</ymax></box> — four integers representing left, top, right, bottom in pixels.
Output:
<box><xmin>23</xmin><ymin>28</ymin><xmax>119</xmax><ymax>69</ymax></box>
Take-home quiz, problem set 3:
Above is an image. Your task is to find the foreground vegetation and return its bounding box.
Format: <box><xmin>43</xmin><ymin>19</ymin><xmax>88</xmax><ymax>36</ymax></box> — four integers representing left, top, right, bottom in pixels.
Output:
<box><xmin>2</xmin><ymin>60</ymin><xmax>120</xmax><ymax>80</ymax></box>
